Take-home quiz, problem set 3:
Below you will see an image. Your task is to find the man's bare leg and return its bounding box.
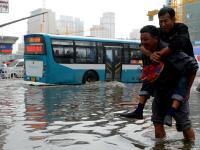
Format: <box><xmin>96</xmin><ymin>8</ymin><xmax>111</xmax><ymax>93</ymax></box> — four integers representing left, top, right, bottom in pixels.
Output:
<box><xmin>154</xmin><ymin>123</ymin><xmax>166</xmax><ymax>139</ymax></box>
<box><xmin>183</xmin><ymin>127</ymin><xmax>195</xmax><ymax>141</ymax></box>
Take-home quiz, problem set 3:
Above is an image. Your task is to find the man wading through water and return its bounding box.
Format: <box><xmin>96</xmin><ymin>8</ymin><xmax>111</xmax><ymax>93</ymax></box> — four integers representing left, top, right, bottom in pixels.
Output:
<box><xmin>120</xmin><ymin>7</ymin><xmax>198</xmax><ymax>140</ymax></box>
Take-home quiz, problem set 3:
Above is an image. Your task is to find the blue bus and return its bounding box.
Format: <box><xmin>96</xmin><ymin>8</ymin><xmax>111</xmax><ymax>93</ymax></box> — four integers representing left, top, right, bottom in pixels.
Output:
<box><xmin>24</xmin><ymin>34</ymin><xmax>142</xmax><ymax>84</ymax></box>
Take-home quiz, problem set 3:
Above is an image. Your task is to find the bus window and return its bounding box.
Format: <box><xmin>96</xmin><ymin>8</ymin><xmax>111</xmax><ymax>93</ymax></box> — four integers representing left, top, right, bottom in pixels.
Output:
<box><xmin>52</xmin><ymin>39</ymin><xmax>73</xmax><ymax>46</ymax></box>
<box><xmin>53</xmin><ymin>46</ymin><xmax>63</xmax><ymax>56</ymax></box>
<box><xmin>64</xmin><ymin>47</ymin><xmax>74</xmax><ymax>63</ymax></box>
<box><xmin>123</xmin><ymin>49</ymin><xmax>130</xmax><ymax>64</ymax></box>
<box><xmin>122</xmin><ymin>44</ymin><xmax>130</xmax><ymax>64</ymax></box>
<box><xmin>53</xmin><ymin>45</ymin><xmax>74</xmax><ymax>63</ymax></box>
<box><xmin>130</xmin><ymin>50</ymin><xmax>142</xmax><ymax>64</ymax></box>
<box><xmin>75</xmin><ymin>41</ymin><xmax>95</xmax><ymax>46</ymax></box>
<box><xmin>76</xmin><ymin>47</ymin><xmax>97</xmax><ymax>63</ymax></box>
<box><xmin>130</xmin><ymin>43</ymin><xmax>142</xmax><ymax>65</ymax></box>
<box><xmin>75</xmin><ymin>40</ymin><xmax>97</xmax><ymax>63</ymax></box>
<box><xmin>76</xmin><ymin>47</ymin><xmax>87</xmax><ymax>63</ymax></box>
<box><xmin>52</xmin><ymin>39</ymin><xmax>74</xmax><ymax>64</ymax></box>
<box><xmin>87</xmin><ymin>47</ymin><xmax>96</xmax><ymax>63</ymax></box>
<box><xmin>97</xmin><ymin>42</ymin><xmax>104</xmax><ymax>64</ymax></box>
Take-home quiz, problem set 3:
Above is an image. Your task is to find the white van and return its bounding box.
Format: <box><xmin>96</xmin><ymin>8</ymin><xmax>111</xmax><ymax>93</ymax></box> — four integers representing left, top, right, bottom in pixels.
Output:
<box><xmin>1</xmin><ymin>59</ymin><xmax>24</xmax><ymax>78</ymax></box>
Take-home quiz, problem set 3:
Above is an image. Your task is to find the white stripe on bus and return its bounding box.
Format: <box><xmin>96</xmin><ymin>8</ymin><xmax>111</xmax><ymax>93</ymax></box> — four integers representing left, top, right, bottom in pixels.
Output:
<box><xmin>122</xmin><ymin>65</ymin><xmax>142</xmax><ymax>70</ymax></box>
<box><xmin>60</xmin><ymin>64</ymin><xmax>105</xmax><ymax>69</ymax></box>
<box><xmin>60</xmin><ymin>64</ymin><xmax>141</xmax><ymax>70</ymax></box>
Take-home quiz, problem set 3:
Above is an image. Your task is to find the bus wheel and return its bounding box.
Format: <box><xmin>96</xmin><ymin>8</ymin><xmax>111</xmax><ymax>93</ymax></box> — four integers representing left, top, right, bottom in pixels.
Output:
<box><xmin>83</xmin><ymin>71</ymin><xmax>98</xmax><ymax>84</ymax></box>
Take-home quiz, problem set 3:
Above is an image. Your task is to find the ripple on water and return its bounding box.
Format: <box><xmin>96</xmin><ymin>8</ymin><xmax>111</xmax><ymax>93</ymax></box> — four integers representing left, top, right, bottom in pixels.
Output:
<box><xmin>0</xmin><ymin>79</ymin><xmax>200</xmax><ymax>149</ymax></box>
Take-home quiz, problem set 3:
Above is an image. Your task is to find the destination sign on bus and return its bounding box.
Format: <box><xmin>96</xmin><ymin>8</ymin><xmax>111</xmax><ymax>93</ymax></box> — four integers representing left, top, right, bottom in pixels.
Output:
<box><xmin>26</xmin><ymin>37</ymin><xmax>43</xmax><ymax>43</ymax></box>
<box><xmin>25</xmin><ymin>45</ymin><xmax>44</xmax><ymax>54</ymax></box>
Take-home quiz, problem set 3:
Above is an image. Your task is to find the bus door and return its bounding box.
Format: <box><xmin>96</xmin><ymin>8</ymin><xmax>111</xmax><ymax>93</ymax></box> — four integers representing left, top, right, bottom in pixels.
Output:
<box><xmin>105</xmin><ymin>46</ymin><xmax>122</xmax><ymax>81</ymax></box>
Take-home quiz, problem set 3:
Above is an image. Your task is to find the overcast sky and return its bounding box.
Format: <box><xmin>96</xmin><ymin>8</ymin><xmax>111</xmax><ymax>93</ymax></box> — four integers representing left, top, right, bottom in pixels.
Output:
<box><xmin>0</xmin><ymin>0</ymin><xmax>165</xmax><ymax>45</ymax></box>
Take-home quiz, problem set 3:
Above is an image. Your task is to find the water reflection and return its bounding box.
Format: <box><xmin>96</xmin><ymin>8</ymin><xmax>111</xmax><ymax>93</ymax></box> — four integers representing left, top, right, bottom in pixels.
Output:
<box><xmin>24</xmin><ymin>86</ymin><xmax>47</xmax><ymax>130</ymax></box>
<box><xmin>22</xmin><ymin>81</ymin><xmax>141</xmax><ymax>149</ymax></box>
<box><xmin>24</xmin><ymin>82</ymin><xmax>130</xmax><ymax>124</ymax></box>
<box><xmin>0</xmin><ymin>79</ymin><xmax>200</xmax><ymax>149</ymax></box>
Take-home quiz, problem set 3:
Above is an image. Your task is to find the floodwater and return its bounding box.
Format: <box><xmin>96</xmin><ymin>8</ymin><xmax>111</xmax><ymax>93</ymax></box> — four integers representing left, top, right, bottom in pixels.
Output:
<box><xmin>0</xmin><ymin>78</ymin><xmax>200</xmax><ymax>150</ymax></box>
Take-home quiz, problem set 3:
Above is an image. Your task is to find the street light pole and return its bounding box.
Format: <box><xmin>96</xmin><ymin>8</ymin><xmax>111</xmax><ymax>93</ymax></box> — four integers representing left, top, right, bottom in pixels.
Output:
<box><xmin>0</xmin><ymin>12</ymin><xmax>48</xmax><ymax>28</ymax></box>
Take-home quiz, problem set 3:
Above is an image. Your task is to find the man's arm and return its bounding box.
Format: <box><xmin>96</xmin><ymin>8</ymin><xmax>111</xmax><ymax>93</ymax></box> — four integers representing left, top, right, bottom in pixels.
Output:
<box><xmin>157</xmin><ymin>47</ymin><xmax>172</xmax><ymax>56</ymax></box>
<box><xmin>150</xmin><ymin>47</ymin><xmax>173</xmax><ymax>63</ymax></box>
<box><xmin>141</xmin><ymin>45</ymin><xmax>161</xmax><ymax>63</ymax></box>
<box><xmin>141</xmin><ymin>45</ymin><xmax>152</xmax><ymax>57</ymax></box>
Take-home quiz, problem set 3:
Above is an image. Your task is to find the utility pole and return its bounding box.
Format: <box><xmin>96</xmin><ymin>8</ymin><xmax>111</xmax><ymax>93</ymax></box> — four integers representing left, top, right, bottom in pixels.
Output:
<box><xmin>0</xmin><ymin>12</ymin><xmax>48</xmax><ymax>28</ymax></box>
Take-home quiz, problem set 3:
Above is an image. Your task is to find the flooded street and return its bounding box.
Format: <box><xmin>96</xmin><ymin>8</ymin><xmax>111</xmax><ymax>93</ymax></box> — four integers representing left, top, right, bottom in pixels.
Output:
<box><xmin>0</xmin><ymin>78</ymin><xmax>200</xmax><ymax>150</ymax></box>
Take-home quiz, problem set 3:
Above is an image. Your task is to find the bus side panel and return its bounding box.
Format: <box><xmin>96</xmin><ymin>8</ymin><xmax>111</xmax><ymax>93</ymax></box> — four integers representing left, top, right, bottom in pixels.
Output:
<box><xmin>44</xmin><ymin>63</ymin><xmax>75</xmax><ymax>84</ymax></box>
<box><xmin>43</xmin><ymin>37</ymin><xmax>83</xmax><ymax>84</ymax></box>
<box><xmin>42</xmin><ymin>42</ymin><xmax>107</xmax><ymax>84</ymax></box>
<box><xmin>53</xmin><ymin>64</ymin><xmax>106</xmax><ymax>84</ymax></box>
<box><xmin>121</xmin><ymin>65</ymin><xmax>142</xmax><ymax>83</ymax></box>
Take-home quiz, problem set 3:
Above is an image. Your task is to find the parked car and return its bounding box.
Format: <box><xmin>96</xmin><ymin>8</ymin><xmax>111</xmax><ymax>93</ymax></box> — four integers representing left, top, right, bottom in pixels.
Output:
<box><xmin>0</xmin><ymin>61</ymin><xmax>5</xmax><ymax>70</ymax></box>
<box><xmin>0</xmin><ymin>62</ymin><xmax>7</xmax><ymax>78</ymax></box>
<box><xmin>1</xmin><ymin>59</ymin><xmax>24</xmax><ymax>78</ymax></box>
<box><xmin>4</xmin><ymin>59</ymin><xmax>15</xmax><ymax>66</ymax></box>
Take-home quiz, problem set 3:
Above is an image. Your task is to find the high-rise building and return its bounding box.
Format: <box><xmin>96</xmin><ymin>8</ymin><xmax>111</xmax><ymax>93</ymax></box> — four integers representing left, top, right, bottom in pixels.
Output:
<box><xmin>90</xmin><ymin>12</ymin><xmax>115</xmax><ymax>39</ymax></box>
<box><xmin>28</xmin><ymin>8</ymin><xmax>56</xmax><ymax>34</ymax></box>
<box><xmin>184</xmin><ymin>1</ymin><xmax>200</xmax><ymax>46</ymax></box>
<box><xmin>184</xmin><ymin>1</ymin><xmax>200</xmax><ymax>65</ymax></box>
<box><xmin>100</xmin><ymin>12</ymin><xmax>115</xmax><ymax>38</ymax></box>
<box><xmin>90</xmin><ymin>25</ymin><xmax>104</xmax><ymax>37</ymax></box>
<box><xmin>56</xmin><ymin>15</ymin><xmax>84</xmax><ymax>36</ymax></box>
<box><xmin>74</xmin><ymin>18</ymin><xmax>84</xmax><ymax>36</ymax></box>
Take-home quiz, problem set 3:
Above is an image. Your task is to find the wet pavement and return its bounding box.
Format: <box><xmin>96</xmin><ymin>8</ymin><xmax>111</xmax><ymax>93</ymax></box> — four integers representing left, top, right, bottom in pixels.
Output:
<box><xmin>0</xmin><ymin>78</ymin><xmax>200</xmax><ymax>150</ymax></box>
